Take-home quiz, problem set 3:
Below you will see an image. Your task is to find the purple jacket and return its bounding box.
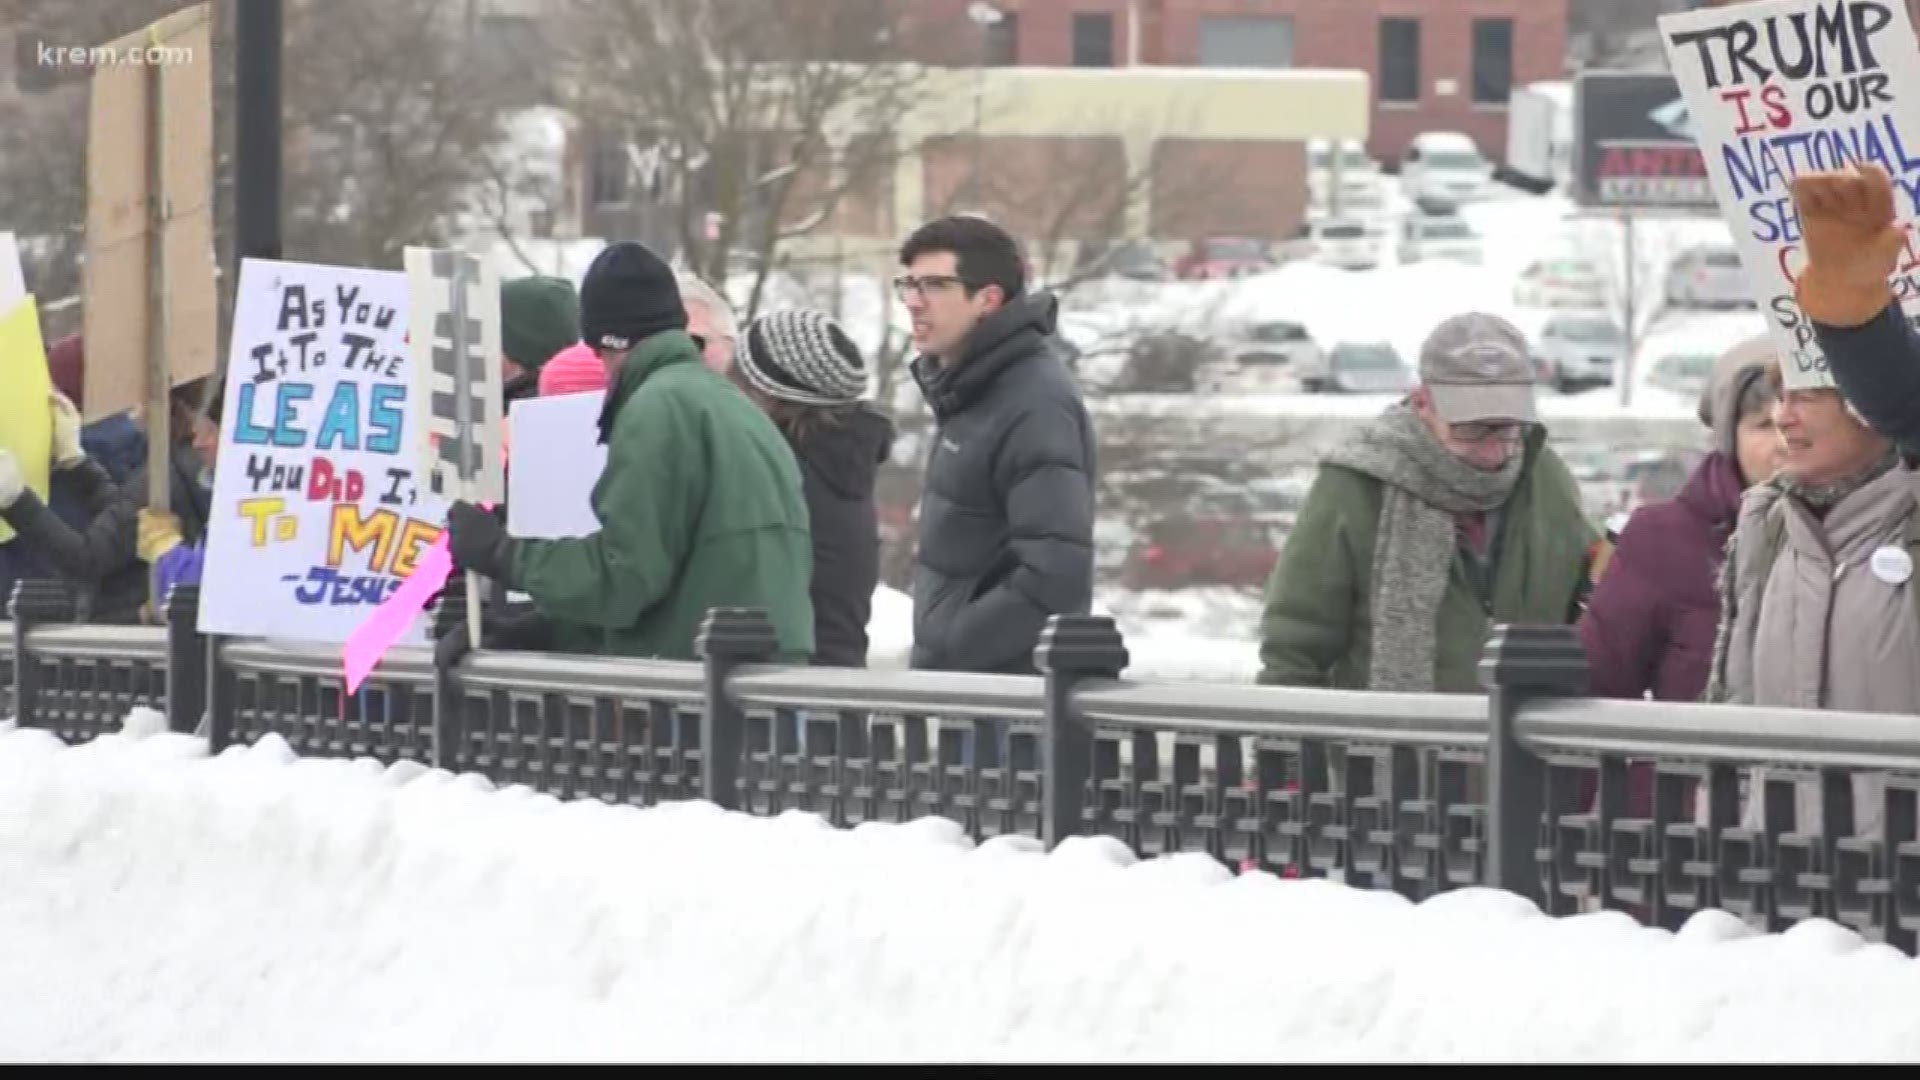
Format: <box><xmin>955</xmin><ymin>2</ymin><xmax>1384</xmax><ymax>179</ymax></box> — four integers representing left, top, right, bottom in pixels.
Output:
<box><xmin>1579</xmin><ymin>451</ymin><xmax>1745</xmax><ymax>703</ymax></box>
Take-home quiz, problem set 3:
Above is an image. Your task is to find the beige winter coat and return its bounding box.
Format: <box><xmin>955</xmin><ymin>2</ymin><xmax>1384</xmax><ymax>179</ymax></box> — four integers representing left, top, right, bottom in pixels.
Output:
<box><xmin>1715</xmin><ymin>464</ymin><xmax>1920</xmax><ymax>836</ymax></box>
<box><xmin>1720</xmin><ymin>465</ymin><xmax>1920</xmax><ymax>711</ymax></box>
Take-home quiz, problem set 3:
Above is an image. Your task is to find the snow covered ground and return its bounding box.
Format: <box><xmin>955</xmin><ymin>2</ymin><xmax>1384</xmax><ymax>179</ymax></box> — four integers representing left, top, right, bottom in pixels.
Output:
<box><xmin>2</xmin><ymin>718</ymin><xmax>1917</xmax><ymax>1062</ymax></box>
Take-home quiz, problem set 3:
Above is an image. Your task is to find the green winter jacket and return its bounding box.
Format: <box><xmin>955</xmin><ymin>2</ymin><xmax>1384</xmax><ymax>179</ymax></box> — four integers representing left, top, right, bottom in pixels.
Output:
<box><xmin>511</xmin><ymin>331</ymin><xmax>815</xmax><ymax>662</ymax></box>
<box><xmin>1257</xmin><ymin>430</ymin><xmax>1596</xmax><ymax>693</ymax></box>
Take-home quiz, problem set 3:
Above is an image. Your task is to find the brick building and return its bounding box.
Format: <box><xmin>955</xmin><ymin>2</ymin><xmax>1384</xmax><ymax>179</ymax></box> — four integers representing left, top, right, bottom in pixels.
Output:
<box><xmin>906</xmin><ymin>0</ymin><xmax>1570</xmax><ymax>164</ymax></box>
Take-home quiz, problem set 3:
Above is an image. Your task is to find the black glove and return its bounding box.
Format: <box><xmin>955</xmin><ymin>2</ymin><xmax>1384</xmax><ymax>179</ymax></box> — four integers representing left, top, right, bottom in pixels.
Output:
<box><xmin>445</xmin><ymin>500</ymin><xmax>516</xmax><ymax>583</ymax></box>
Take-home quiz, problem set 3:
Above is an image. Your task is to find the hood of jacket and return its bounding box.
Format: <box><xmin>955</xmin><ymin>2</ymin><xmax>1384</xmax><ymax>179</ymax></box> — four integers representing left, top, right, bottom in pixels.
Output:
<box><xmin>911</xmin><ymin>291</ymin><xmax>1061</xmax><ymax>419</ymax></box>
<box><xmin>1674</xmin><ymin>449</ymin><xmax>1747</xmax><ymax>540</ymax></box>
<box><xmin>792</xmin><ymin>406</ymin><xmax>896</xmax><ymax>501</ymax></box>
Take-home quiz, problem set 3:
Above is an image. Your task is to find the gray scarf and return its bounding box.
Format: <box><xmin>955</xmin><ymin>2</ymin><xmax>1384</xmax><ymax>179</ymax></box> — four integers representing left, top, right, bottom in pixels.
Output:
<box><xmin>1322</xmin><ymin>403</ymin><xmax>1524</xmax><ymax>691</ymax></box>
<box><xmin>1781</xmin><ymin>446</ymin><xmax>1901</xmax><ymax>515</ymax></box>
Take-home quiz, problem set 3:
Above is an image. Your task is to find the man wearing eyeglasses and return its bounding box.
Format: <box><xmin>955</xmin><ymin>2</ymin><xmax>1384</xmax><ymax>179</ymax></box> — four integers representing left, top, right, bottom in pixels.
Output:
<box><xmin>896</xmin><ymin>215</ymin><xmax>1095</xmax><ymax>675</ymax></box>
<box><xmin>1259</xmin><ymin>313</ymin><xmax>1597</xmax><ymax>693</ymax></box>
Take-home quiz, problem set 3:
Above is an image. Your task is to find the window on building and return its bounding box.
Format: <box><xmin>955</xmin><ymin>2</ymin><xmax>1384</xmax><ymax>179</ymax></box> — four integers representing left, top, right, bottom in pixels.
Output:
<box><xmin>983</xmin><ymin>11</ymin><xmax>1019</xmax><ymax>66</ymax></box>
<box><xmin>1379</xmin><ymin>18</ymin><xmax>1420</xmax><ymax>104</ymax></box>
<box><xmin>1072</xmin><ymin>12</ymin><xmax>1115</xmax><ymax>67</ymax></box>
<box><xmin>590</xmin><ymin>138</ymin><xmax>629</xmax><ymax>209</ymax></box>
<box><xmin>1196</xmin><ymin>15</ymin><xmax>1294</xmax><ymax>67</ymax></box>
<box><xmin>1472</xmin><ymin>19</ymin><xmax>1514</xmax><ymax>105</ymax></box>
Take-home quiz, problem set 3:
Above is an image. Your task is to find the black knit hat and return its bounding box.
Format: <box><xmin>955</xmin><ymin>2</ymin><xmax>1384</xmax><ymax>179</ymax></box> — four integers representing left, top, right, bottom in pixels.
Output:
<box><xmin>579</xmin><ymin>241</ymin><xmax>686</xmax><ymax>352</ymax></box>
<box><xmin>740</xmin><ymin>309</ymin><xmax>868</xmax><ymax>405</ymax></box>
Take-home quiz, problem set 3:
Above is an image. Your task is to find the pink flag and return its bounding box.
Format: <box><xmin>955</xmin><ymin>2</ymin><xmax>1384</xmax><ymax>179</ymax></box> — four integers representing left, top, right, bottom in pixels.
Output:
<box><xmin>343</xmin><ymin>531</ymin><xmax>456</xmax><ymax>695</ymax></box>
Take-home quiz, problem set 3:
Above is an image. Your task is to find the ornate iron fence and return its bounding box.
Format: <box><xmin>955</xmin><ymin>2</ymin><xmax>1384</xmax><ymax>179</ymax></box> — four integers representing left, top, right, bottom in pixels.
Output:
<box><xmin>3</xmin><ymin>581</ymin><xmax>1917</xmax><ymax>951</ymax></box>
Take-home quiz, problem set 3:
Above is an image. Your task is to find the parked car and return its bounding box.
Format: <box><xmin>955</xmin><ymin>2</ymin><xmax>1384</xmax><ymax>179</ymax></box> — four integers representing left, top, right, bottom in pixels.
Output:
<box><xmin>1174</xmin><ymin>237</ymin><xmax>1275</xmax><ymax>280</ymax></box>
<box><xmin>1533</xmin><ymin>313</ymin><xmax>1626</xmax><ymax>391</ymax></box>
<box><xmin>1397</xmin><ymin>213</ymin><xmax>1484</xmax><ymax>265</ymax></box>
<box><xmin>1204</xmin><ymin>318</ymin><xmax>1324</xmax><ymax>392</ymax></box>
<box><xmin>1400</xmin><ymin>131</ymin><xmax>1492</xmax><ymax>206</ymax></box>
<box><xmin>1308</xmin><ymin>218</ymin><xmax>1381</xmax><ymax>271</ymax></box>
<box><xmin>1073</xmin><ymin>239</ymin><xmax>1170</xmax><ymax>283</ymax></box>
<box><xmin>1120</xmin><ymin>515</ymin><xmax>1281</xmax><ymax>591</ymax></box>
<box><xmin>1307</xmin><ymin>138</ymin><xmax>1387</xmax><ymax>216</ymax></box>
<box><xmin>1514</xmin><ymin>257</ymin><xmax>1609</xmax><ymax>308</ymax></box>
<box><xmin>1664</xmin><ymin>244</ymin><xmax>1752</xmax><ymax>309</ymax></box>
<box><xmin>1641</xmin><ymin>349</ymin><xmax>1719</xmax><ymax>400</ymax></box>
<box><xmin>1303</xmin><ymin>340</ymin><xmax>1415</xmax><ymax>394</ymax></box>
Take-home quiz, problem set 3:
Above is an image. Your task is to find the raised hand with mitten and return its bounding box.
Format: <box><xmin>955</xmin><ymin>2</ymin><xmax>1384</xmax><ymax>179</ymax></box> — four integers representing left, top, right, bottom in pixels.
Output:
<box><xmin>1790</xmin><ymin>163</ymin><xmax>1907</xmax><ymax>329</ymax></box>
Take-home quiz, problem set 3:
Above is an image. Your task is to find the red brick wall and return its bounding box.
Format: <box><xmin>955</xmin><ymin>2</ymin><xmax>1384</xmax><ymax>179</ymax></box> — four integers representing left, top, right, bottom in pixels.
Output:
<box><xmin>903</xmin><ymin>0</ymin><xmax>1144</xmax><ymax>66</ymax></box>
<box><xmin>920</xmin><ymin>134</ymin><xmax>1131</xmax><ymax>241</ymax></box>
<box><xmin>1149</xmin><ymin>0</ymin><xmax>1568</xmax><ymax>164</ymax></box>
<box><xmin>1149</xmin><ymin>138</ymin><xmax>1306</xmax><ymax>242</ymax></box>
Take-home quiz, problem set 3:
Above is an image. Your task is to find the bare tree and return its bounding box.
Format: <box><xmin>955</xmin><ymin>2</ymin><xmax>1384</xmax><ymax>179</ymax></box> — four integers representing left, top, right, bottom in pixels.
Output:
<box><xmin>0</xmin><ymin>0</ymin><xmax>199</xmax><ymax>337</ymax></box>
<box><xmin>0</xmin><ymin>0</ymin><xmax>527</xmax><ymax>351</ymax></box>
<box><xmin>280</xmin><ymin>0</ymin><xmax>522</xmax><ymax>269</ymax></box>
<box><xmin>554</xmin><ymin>0</ymin><xmax>935</xmax><ymax>322</ymax></box>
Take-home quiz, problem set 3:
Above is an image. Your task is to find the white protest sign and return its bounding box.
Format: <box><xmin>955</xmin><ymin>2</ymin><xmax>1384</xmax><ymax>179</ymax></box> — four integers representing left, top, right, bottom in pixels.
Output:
<box><xmin>1661</xmin><ymin>0</ymin><xmax>1920</xmax><ymax>389</ymax></box>
<box><xmin>507</xmin><ymin>390</ymin><xmax>607</xmax><ymax>540</ymax></box>
<box><xmin>405</xmin><ymin>246</ymin><xmax>502</xmax><ymax>651</ymax></box>
<box><xmin>199</xmin><ymin>258</ymin><xmax>448</xmax><ymax>643</ymax></box>
<box><xmin>405</xmin><ymin>247</ymin><xmax>503</xmax><ymax>504</ymax></box>
<box><xmin>0</xmin><ymin>232</ymin><xmax>24</xmax><ymax>312</ymax></box>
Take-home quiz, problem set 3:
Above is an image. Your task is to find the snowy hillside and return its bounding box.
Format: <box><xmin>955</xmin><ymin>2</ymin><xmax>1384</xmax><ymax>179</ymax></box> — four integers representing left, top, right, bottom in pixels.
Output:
<box><xmin>0</xmin><ymin>719</ymin><xmax>1916</xmax><ymax>1062</ymax></box>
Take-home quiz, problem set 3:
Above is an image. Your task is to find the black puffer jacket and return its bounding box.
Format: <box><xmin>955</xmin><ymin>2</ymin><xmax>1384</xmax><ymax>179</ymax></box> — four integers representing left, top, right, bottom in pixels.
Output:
<box><xmin>908</xmin><ymin>292</ymin><xmax>1096</xmax><ymax>674</ymax></box>
<box><xmin>789</xmin><ymin>406</ymin><xmax>896</xmax><ymax>667</ymax></box>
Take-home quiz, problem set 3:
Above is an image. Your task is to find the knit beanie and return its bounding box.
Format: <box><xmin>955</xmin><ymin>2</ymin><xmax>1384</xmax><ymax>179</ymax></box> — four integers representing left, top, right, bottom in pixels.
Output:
<box><xmin>739</xmin><ymin>309</ymin><xmax>869</xmax><ymax>405</ymax></box>
<box><xmin>46</xmin><ymin>333</ymin><xmax>83</xmax><ymax>409</ymax></box>
<box><xmin>500</xmin><ymin>276</ymin><xmax>581</xmax><ymax>373</ymax></box>
<box><xmin>1699</xmin><ymin>333</ymin><xmax>1777</xmax><ymax>458</ymax></box>
<box><xmin>578</xmin><ymin>241</ymin><xmax>686</xmax><ymax>352</ymax></box>
<box><xmin>537</xmin><ymin>342</ymin><xmax>609</xmax><ymax>397</ymax></box>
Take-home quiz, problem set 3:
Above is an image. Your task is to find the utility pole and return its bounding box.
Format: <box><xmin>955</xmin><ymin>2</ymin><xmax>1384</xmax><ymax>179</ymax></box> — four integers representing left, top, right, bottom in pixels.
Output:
<box><xmin>965</xmin><ymin>2</ymin><xmax>1004</xmax><ymax>212</ymax></box>
<box><xmin>1620</xmin><ymin>208</ymin><xmax>1637</xmax><ymax>411</ymax></box>
<box><xmin>235</xmin><ymin>0</ymin><xmax>283</xmax><ymax>264</ymax></box>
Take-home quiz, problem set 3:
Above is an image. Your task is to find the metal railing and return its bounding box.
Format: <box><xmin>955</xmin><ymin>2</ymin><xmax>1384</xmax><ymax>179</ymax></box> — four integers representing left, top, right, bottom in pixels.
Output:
<box><xmin>3</xmin><ymin>580</ymin><xmax>1918</xmax><ymax>951</ymax></box>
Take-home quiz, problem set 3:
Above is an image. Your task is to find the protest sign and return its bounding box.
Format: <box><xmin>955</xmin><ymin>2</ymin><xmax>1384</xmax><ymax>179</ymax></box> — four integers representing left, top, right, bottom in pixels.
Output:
<box><xmin>405</xmin><ymin>246</ymin><xmax>502</xmax><ymax>652</ymax></box>
<box><xmin>1661</xmin><ymin>0</ymin><xmax>1920</xmax><ymax>388</ymax></box>
<box><xmin>198</xmin><ymin>258</ymin><xmax>447</xmax><ymax>643</ymax></box>
<box><xmin>506</xmin><ymin>390</ymin><xmax>606</xmax><ymax>540</ymax></box>
<box><xmin>405</xmin><ymin>247</ymin><xmax>503</xmax><ymax>506</ymax></box>
<box><xmin>82</xmin><ymin>4</ymin><xmax>217</xmax><ymax>422</ymax></box>
<box><xmin>0</xmin><ymin>299</ymin><xmax>52</xmax><ymax>545</ymax></box>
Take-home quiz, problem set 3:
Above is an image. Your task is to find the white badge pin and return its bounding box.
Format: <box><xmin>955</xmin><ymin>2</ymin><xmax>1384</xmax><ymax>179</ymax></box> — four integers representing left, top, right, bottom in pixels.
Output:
<box><xmin>1870</xmin><ymin>544</ymin><xmax>1913</xmax><ymax>586</ymax></box>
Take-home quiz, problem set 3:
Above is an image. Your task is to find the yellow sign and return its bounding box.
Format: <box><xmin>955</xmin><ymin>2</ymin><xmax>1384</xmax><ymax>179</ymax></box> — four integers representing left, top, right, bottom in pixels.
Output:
<box><xmin>0</xmin><ymin>298</ymin><xmax>51</xmax><ymax>544</ymax></box>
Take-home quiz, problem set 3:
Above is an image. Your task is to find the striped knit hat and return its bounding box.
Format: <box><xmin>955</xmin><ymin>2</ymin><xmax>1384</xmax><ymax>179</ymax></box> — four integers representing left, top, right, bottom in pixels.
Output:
<box><xmin>739</xmin><ymin>309</ymin><xmax>868</xmax><ymax>405</ymax></box>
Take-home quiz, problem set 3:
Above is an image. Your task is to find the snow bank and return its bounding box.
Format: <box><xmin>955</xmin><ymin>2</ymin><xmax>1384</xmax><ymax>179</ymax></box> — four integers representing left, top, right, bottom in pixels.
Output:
<box><xmin>868</xmin><ymin>585</ymin><xmax>914</xmax><ymax>670</ymax></box>
<box><xmin>2</xmin><ymin>722</ymin><xmax>1918</xmax><ymax>1061</ymax></box>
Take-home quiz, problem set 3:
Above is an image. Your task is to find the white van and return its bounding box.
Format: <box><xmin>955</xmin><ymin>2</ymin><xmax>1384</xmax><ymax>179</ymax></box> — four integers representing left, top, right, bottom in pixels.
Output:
<box><xmin>1400</xmin><ymin>131</ymin><xmax>1492</xmax><ymax>206</ymax></box>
